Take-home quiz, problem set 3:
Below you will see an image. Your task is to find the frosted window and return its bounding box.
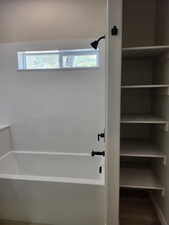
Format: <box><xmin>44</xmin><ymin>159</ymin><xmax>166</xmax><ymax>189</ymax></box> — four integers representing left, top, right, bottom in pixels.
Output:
<box><xmin>18</xmin><ymin>49</ymin><xmax>99</xmax><ymax>70</ymax></box>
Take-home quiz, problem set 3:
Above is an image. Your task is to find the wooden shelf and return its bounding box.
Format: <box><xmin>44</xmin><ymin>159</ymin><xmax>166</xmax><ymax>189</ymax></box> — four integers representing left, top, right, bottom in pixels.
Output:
<box><xmin>121</xmin><ymin>84</ymin><xmax>169</xmax><ymax>89</ymax></box>
<box><xmin>123</xmin><ymin>45</ymin><xmax>169</xmax><ymax>58</ymax></box>
<box><xmin>121</xmin><ymin>115</ymin><xmax>168</xmax><ymax>124</ymax></box>
<box><xmin>120</xmin><ymin>167</ymin><xmax>163</xmax><ymax>191</ymax></box>
<box><xmin>120</xmin><ymin>139</ymin><xmax>165</xmax><ymax>159</ymax></box>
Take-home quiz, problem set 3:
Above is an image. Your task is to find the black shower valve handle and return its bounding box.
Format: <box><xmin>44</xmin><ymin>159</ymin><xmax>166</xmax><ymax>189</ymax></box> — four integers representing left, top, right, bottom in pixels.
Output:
<box><xmin>97</xmin><ymin>132</ymin><xmax>105</xmax><ymax>142</ymax></box>
<box><xmin>91</xmin><ymin>150</ymin><xmax>105</xmax><ymax>157</ymax></box>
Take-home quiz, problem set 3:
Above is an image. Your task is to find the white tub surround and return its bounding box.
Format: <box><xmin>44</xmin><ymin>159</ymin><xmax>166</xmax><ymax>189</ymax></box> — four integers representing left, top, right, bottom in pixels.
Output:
<box><xmin>0</xmin><ymin>151</ymin><xmax>104</xmax><ymax>185</ymax></box>
<box><xmin>0</xmin><ymin>40</ymin><xmax>105</xmax><ymax>154</ymax></box>
<box><xmin>0</xmin><ymin>126</ymin><xmax>11</xmax><ymax>158</ymax></box>
<box><xmin>0</xmin><ymin>151</ymin><xmax>105</xmax><ymax>225</ymax></box>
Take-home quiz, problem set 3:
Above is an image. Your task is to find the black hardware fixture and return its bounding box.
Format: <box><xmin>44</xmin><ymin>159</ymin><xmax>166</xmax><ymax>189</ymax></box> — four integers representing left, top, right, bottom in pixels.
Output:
<box><xmin>90</xmin><ymin>26</ymin><xmax>118</xmax><ymax>49</ymax></box>
<box><xmin>90</xmin><ymin>35</ymin><xmax>106</xmax><ymax>49</ymax></box>
<box><xmin>111</xmin><ymin>26</ymin><xmax>118</xmax><ymax>35</ymax></box>
<box><xmin>99</xmin><ymin>166</ymin><xmax>102</xmax><ymax>174</ymax></box>
<box><xmin>98</xmin><ymin>132</ymin><xmax>105</xmax><ymax>142</ymax></box>
<box><xmin>91</xmin><ymin>150</ymin><xmax>105</xmax><ymax>157</ymax></box>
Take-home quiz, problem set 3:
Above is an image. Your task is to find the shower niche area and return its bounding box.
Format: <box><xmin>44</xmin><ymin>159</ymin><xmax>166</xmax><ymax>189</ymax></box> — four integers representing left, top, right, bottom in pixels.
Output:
<box><xmin>120</xmin><ymin>0</ymin><xmax>169</xmax><ymax>224</ymax></box>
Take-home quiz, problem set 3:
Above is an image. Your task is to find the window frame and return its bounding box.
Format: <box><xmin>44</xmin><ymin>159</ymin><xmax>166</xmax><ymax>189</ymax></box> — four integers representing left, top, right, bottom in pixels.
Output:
<box><xmin>17</xmin><ymin>49</ymin><xmax>100</xmax><ymax>71</ymax></box>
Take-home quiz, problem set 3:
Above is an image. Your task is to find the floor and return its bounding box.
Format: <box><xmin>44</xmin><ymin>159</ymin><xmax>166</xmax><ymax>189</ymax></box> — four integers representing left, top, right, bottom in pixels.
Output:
<box><xmin>120</xmin><ymin>190</ymin><xmax>161</xmax><ymax>225</ymax></box>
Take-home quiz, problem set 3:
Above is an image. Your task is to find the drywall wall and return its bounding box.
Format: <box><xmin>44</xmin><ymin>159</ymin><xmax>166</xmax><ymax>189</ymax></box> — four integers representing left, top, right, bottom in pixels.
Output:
<box><xmin>0</xmin><ymin>39</ymin><xmax>105</xmax><ymax>153</ymax></box>
<box><xmin>0</xmin><ymin>0</ymin><xmax>106</xmax><ymax>43</ymax></box>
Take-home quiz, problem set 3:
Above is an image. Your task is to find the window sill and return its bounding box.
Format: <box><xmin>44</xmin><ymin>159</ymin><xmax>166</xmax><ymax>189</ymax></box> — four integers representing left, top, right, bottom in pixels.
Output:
<box><xmin>17</xmin><ymin>66</ymin><xmax>100</xmax><ymax>72</ymax></box>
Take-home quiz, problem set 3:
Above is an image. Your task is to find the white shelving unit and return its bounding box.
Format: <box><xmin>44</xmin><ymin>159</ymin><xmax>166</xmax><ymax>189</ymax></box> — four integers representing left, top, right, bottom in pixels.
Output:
<box><xmin>120</xmin><ymin>167</ymin><xmax>164</xmax><ymax>191</ymax></box>
<box><xmin>120</xmin><ymin>45</ymin><xmax>169</xmax><ymax>193</ymax></box>
<box><xmin>121</xmin><ymin>84</ymin><xmax>169</xmax><ymax>96</ymax></box>
<box><xmin>118</xmin><ymin>0</ymin><xmax>169</xmax><ymax>223</ymax></box>
<box><xmin>123</xmin><ymin>45</ymin><xmax>169</xmax><ymax>58</ymax></box>
<box><xmin>121</xmin><ymin>84</ymin><xmax>169</xmax><ymax>89</ymax></box>
<box><xmin>121</xmin><ymin>115</ymin><xmax>168</xmax><ymax>124</ymax></box>
<box><xmin>120</xmin><ymin>140</ymin><xmax>165</xmax><ymax>159</ymax></box>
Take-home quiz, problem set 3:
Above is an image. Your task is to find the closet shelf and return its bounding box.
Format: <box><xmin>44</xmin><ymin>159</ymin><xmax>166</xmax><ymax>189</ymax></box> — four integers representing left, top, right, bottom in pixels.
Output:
<box><xmin>120</xmin><ymin>167</ymin><xmax>164</xmax><ymax>191</ymax></box>
<box><xmin>123</xmin><ymin>45</ymin><xmax>169</xmax><ymax>58</ymax></box>
<box><xmin>121</xmin><ymin>84</ymin><xmax>169</xmax><ymax>89</ymax></box>
<box><xmin>121</xmin><ymin>115</ymin><xmax>168</xmax><ymax>124</ymax></box>
<box><xmin>121</xmin><ymin>140</ymin><xmax>165</xmax><ymax>158</ymax></box>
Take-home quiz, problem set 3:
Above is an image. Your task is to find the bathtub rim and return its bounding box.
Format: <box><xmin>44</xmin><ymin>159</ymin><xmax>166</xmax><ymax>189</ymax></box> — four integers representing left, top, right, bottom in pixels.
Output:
<box><xmin>0</xmin><ymin>151</ymin><xmax>105</xmax><ymax>186</ymax></box>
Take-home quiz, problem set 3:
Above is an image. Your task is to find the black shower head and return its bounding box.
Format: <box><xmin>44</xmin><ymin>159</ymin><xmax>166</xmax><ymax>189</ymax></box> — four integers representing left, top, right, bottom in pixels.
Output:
<box><xmin>90</xmin><ymin>36</ymin><xmax>106</xmax><ymax>49</ymax></box>
<box><xmin>91</xmin><ymin>40</ymin><xmax>99</xmax><ymax>50</ymax></box>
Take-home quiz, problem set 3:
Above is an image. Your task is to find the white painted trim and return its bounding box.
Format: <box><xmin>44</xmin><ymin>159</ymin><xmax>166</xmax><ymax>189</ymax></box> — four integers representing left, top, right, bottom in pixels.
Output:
<box><xmin>106</xmin><ymin>0</ymin><xmax>122</xmax><ymax>224</ymax></box>
<box><xmin>17</xmin><ymin>66</ymin><xmax>100</xmax><ymax>72</ymax></box>
<box><xmin>150</xmin><ymin>194</ymin><xmax>168</xmax><ymax>225</ymax></box>
<box><xmin>0</xmin><ymin>125</ymin><xmax>10</xmax><ymax>131</ymax></box>
<box><xmin>0</xmin><ymin>174</ymin><xmax>105</xmax><ymax>186</ymax></box>
<box><xmin>10</xmin><ymin>150</ymin><xmax>91</xmax><ymax>157</ymax></box>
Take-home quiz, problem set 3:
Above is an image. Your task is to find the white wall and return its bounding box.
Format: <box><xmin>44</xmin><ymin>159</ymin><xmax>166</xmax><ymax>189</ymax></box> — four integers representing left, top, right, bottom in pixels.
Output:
<box><xmin>0</xmin><ymin>39</ymin><xmax>105</xmax><ymax>153</ymax></box>
<box><xmin>0</xmin><ymin>0</ymin><xmax>106</xmax><ymax>43</ymax></box>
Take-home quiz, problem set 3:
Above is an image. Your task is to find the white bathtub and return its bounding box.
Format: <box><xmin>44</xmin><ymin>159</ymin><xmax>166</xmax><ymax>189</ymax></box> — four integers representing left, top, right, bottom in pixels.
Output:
<box><xmin>0</xmin><ymin>151</ymin><xmax>105</xmax><ymax>225</ymax></box>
